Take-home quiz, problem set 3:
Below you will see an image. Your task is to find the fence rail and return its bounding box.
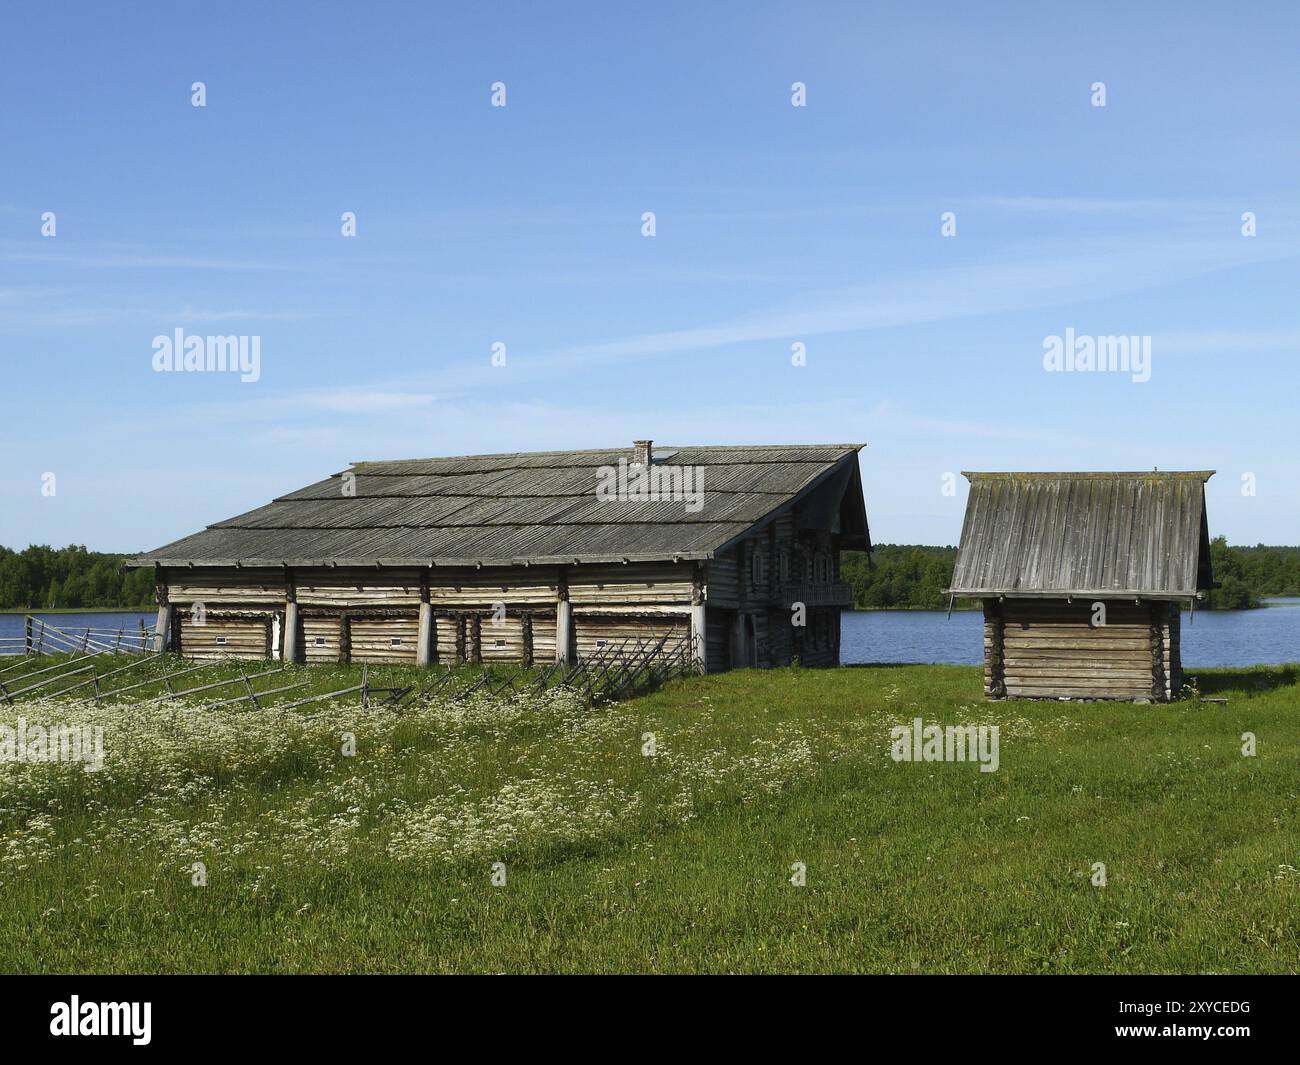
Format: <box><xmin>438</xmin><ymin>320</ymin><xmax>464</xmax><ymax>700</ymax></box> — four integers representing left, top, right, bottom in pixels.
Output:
<box><xmin>0</xmin><ymin>615</ymin><xmax>154</xmax><ymax>658</ymax></box>
<box><xmin>1</xmin><ymin>618</ymin><xmax>701</xmax><ymax>712</ymax></box>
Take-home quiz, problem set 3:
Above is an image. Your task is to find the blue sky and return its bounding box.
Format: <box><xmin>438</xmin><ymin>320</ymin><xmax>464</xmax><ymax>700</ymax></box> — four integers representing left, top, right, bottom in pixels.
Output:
<box><xmin>2</xmin><ymin>0</ymin><xmax>1299</xmax><ymax>552</ymax></box>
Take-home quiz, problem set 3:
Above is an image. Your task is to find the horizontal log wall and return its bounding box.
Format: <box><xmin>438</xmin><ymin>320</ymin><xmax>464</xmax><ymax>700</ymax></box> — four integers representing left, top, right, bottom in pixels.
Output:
<box><xmin>766</xmin><ymin>606</ymin><xmax>794</xmax><ymax>666</ymax></box>
<box><xmin>567</xmin><ymin>563</ymin><xmax>695</xmax><ymax>605</ymax></box>
<box><xmin>426</xmin><ymin>568</ymin><xmax>560</xmax><ymax>606</ymax></box>
<box><xmin>706</xmin><ymin>550</ymin><xmax>739</xmax><ymax>608</ymax></box>
<box><xmin>348</xmin><ymin>616</ymin><xmax>419</xmax><ymax>664</ymax></box>
<box><xmin>797</xmin><ymin>607</ymin><xmax>838</xmax><ymax>668</ymax></box>
<box><xmin>296</xmin><ymin>569</ymin><xmax>423</xmax><ymax>607</ymax></box>
<box><xmin>986</xmin><ymin>599</ymin><xmax>1179</xmax><ymax>701</ymax></box>
<box><xmin>162</xmin><ymin>561</ymin><xmax>746</xmax><ymax>669</ymax></box>
<box><xmin>531</xmin><ymin>630</ymin><xmax>556</xmax><ymax>663</ymax></box>
<box><xmin>164</xmin><ymin>568</ymin><xmax>285</xmax><ymax>605</ymax></box>
<box><xmin>705</xmin><ymin>609</ymin><xmax>731</xmax><ymax>672</ymax></box>
<box><xmin>302</xmin><ymin>615</ymin><xmax>343</xmax><ymax>664</ymax></box>
<box><xmin>164</xmin><ymin>568</ymin><xmax>553</xmax><ymax>604</ymax></box>
<box><xmin>179</xmin><ymin>613</ymin><xmax>271</xmax><ymax>661</ymax></box>
<box><xmin>984</xmin><ymin>601</ymin><xmax>1005</xmax><ymax>697</ymax></box>
<box><xmin>573</xmin><ymin>615</ymin><xmax>688</xmax><ymax>661</ymax></box>
<box><xmin>434</xmin><ymin>615</ymin><xmax>462</xmax><ymax>664</ymax></box>
<box><xmin>480</xmin><ymin>616</ymin><xmax>526</xmax><ymax>662</ymax></box>
<box><xmin>1160</xmin><ymin>603</ymin><xmax>1181</xmax><ymax>699</ymax></box>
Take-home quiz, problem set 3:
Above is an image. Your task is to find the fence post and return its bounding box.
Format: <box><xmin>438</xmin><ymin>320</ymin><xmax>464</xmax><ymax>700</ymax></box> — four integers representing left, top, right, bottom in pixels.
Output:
<box><xmin>152</xmin><ymin>604</ymin><xmax>171</xmax><ymax>653</ymax></box>
<box><xmin>24</xmin><ymin>615</ymin><xmax>33</xmax><ymax>655</ymax></box>
<box><xmin>239</xmin><ymin>661</ymin><xmax>260</xmax><ymax>709</ymax></box>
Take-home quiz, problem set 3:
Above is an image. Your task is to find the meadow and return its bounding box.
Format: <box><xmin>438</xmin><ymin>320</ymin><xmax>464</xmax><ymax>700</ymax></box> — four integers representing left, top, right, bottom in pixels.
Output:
<box><xmin>1</xmin><ymin>659</ymin><xmax>1297</xmax><ymax>973</ymax></box>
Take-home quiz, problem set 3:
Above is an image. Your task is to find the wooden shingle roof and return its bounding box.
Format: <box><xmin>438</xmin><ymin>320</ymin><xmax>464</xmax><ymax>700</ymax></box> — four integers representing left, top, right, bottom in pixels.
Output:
<box><xmin>946</xmin><ymin>471</ymin><xmax>1214</xmax><ymax>600</ymax></box>
<box><xmin>130</xmin><ymin>444</ymin><xmax>869</xmax><ymax>568</ymax></box>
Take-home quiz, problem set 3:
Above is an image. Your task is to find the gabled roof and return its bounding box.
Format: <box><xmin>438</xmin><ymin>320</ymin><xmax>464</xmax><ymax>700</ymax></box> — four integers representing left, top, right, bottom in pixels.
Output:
<box><xmin>946</xmin><ymin>471</ymin><xmax>1214</xmax><ymax>600</ymax></box>
<box><xmin>129</xmin><ymin>444</ymin><xmax>869</xmax><ymax>569</ymax></box>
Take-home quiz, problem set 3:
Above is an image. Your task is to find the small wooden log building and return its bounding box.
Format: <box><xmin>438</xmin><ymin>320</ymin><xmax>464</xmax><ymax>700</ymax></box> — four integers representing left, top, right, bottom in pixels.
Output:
<box><xmin>128</xmin><ymin>442</ymin><xmax>869</xmax><ymax>671</ymax></box>
<box><xmin>945</xmin><ymin>472</ymin><xmax>1214</xmax><ymax>702</ymax></box>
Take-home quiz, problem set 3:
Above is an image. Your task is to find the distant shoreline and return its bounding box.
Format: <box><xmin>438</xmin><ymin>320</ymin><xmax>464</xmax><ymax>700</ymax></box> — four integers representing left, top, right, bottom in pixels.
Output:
<box><xmin>0</xmin><ymin>607</ymin><xmax>153</xmax><ymax>615</ymax></box>
<box><xmin>4</xmin><ymin>598</ymin><xmax>1298</xmax><ymax>616</ymax></box>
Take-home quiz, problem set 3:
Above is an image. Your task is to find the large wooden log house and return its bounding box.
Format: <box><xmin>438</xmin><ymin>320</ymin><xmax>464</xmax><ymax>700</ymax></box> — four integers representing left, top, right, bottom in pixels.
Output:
<box><xmin>946</xmin><ymin>472</ymin><xmax>1214</xmax><ymax>702</ymax></box>
<box><xmin>128</xmin><ymin>442</ymin><xmax>870</xmax><ymax>671</ymax></box>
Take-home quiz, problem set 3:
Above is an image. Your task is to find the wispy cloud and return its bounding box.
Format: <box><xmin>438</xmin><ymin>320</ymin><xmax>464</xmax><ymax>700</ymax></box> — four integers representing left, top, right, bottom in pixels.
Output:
<box><xmin>1157</xmin><ymin>329</ymin><xmax>1300</xmax><ymax>354</ymax></box>
<box><xmin>541</xmin><ymin>234</ymin><xmax>1300</xmax><ymax>367</ymax></box>
<box><xmin>171</xmin><ymin>306</ymin><xmax>314</xmax><ymax>322</ymax></box>
<box><xmin>971</xmin><ymin>195</ymin><xmax>1225</xmax><ymax>214</ymax></box>
<box><xmin>0</xmin><ymin>242</ymin><xmax>301</xmax><ymax>272</ymax></box>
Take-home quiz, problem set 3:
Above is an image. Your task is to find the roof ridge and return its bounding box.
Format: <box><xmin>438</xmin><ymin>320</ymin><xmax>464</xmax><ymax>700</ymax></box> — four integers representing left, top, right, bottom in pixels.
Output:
<box><xmin>351</xmin><ymin>442</ymin><xmax>866</xmax><ymax>466</ymax></box>
<box><xmin>962</xmin><ymin>470</ymin><xmax>1215</xmax><ymax>480</ymax></box>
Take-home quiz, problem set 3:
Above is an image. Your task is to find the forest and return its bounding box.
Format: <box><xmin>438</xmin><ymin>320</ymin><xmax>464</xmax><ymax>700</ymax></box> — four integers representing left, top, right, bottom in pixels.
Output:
<box><xmin>1</xmin><ymin>539</ymin><xmax>1297</xmax><ymax>612</ymax></box>
<box><xmin>841</xmin><ymin>538</ymin><xmax>1300</xmax><ymax>611</ymax></box>
<box><xmin>0</xmin><ymin>545</ymin><xmax>156</xmax><ymax>610</ymax></box>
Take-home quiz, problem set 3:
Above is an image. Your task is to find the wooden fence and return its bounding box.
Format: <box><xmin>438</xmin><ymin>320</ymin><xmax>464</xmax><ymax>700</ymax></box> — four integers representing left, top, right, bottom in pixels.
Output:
<box><xmin>0</xmin><ymin>615</ymin><xmax>153</xmax><ymax>657</ymax></box>
<box><xmin>0</xmin><ymin>620</ymin><xmax>700</xmax><ymax>712</ymax></box>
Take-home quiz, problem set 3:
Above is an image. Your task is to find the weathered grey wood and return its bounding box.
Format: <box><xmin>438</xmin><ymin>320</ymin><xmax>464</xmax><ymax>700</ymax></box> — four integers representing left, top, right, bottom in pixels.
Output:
<box><xmin>152</xmin><ymin>605</ymin><xmax>171</xmax><ymax>653</ymax></box>
<box><xmin>283</xmin><ymin>601</ymin><xmax>301</xmax><ymax>663</ymax></box>
<box><xmin>690</xmin><ymin>602</ymin><xmax>707</xmax><ymax>672</ymax></box>
<box><xmin>556</xmin><ymin>599</ymin><xmax>573</xmax><ymax>665</ymax></box>
<box><xmin>416</xmin><ymin>600</ymin><xmax>434</xmax><ymax>668</ymax></box>
<box><xmin>129</xmin><ymin>444</ymin><xmax>870</xmax><ymax>673</ymax></box>
<box><xmin>982</xmin><ymin>595</ymin><xmax>1187</xmax><ymax>702</ymax></box>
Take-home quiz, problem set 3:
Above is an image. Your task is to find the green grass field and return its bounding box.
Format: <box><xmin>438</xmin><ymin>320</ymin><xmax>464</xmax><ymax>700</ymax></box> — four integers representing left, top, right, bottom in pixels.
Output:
<box><xmin>1</xmin><ymin>659</ymin><xmax>1297</xmax><ymax>973</ymax></box>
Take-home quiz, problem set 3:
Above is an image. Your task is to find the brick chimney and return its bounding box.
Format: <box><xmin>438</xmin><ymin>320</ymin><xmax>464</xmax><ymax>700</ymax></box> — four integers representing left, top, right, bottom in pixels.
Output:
<box><xmin>632</xmin><ymin>439</ymin><xmax>653</xmax><ymax>466</ymax></box>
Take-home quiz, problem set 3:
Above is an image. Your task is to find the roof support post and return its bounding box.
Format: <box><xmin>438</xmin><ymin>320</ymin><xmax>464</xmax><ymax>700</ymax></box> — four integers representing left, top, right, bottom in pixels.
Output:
<box><xmin>416</xmin><ymin>603</ymin><xmax>434</xmax><ymax>668</ymax></box>
<box><xmin>283</xmin><ymin>570</ymin><xmax>301</xmax><ymax>664</ymax></box>
<box><xmin>416</xmin><ymin>570</ymin><xmax>433</xmax><ymax>668</ymax></box>
<box><xmin>690</xmin><ymin>563</ymin><xmax>707</xmax><ymax>673</ymax></box>
<box><xmin>283</xmin><ymin>602</ymin><xmax>301</xmax><ymax>664</ymax></box>
<box><xmin>556</xmin><ymin>570</ymin><xmax>573</xmax><ymax>664</ymax></box>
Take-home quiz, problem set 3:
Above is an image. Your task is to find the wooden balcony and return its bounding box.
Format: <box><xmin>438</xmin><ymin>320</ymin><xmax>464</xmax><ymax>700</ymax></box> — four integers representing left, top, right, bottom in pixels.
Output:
<box><xmin>777</xmin><ymin>581</ymin><xmax>854</xmax><ymax>608</ymax></box>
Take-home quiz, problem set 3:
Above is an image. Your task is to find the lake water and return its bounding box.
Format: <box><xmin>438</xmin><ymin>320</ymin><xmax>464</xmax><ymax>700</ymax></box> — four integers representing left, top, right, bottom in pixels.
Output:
<box><xmin>4</xmin><ymin>603</ymin><xmax>1299</xmax><ymax>667</ymax></box>
<box><xmin>841</xmin><ymin>599</ymin><xmax>1300</xmax><ymax>668</ymax></box>
<box><xmin>0</xmin><ymin>611</ymin><xmax>155</xmax><ymax>654</ymax></box>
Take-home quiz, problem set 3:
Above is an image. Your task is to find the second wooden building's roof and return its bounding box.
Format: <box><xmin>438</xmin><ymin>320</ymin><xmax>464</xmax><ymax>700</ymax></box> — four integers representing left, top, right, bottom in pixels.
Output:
<box><xmin>130</xmin><ymin>443</ymin><xmax>869</xmax><ymax>569</ymax></box>
<box><xmin>946</xmin><ymin>471</ymin><xmax>1214</xmax><ymax>600</ymax></box>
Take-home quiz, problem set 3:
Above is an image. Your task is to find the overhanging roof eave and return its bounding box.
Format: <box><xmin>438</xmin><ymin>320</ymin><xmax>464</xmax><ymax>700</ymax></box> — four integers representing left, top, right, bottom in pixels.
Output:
<box><xmin>943</xmin><ymin>587</ymin><xmax>1207</xmax><ymax>601</ymax></box>
<box><xmin>128</xmin><ymin>550</ymin><xmax>716</xmax><ymax>570</ymax></box>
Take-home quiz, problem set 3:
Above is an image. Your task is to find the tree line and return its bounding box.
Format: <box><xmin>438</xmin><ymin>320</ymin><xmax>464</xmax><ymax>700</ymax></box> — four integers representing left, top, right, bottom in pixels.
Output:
<box><xmin>0</xmin><ymin>545</ymin><xmax>156</xmax><ymax>610</ymax></box>
<box><xmin>842</xmin><ymin>539</ymin><xmax>1300</xmax><ymax>611</ymax></box>
<box><xmin>2</xmin><ymin>539</ymin><xmax>1297</xmax><ymax>612</ymax></box>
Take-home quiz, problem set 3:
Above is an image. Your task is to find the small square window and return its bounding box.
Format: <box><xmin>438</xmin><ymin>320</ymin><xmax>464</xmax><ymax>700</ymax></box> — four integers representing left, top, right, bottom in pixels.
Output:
<box><xmin>596</xmin><ymin>639</ymin><xmax>607</xmax><ymax>649</ymax></box>
<box><xmin>494</xmin><ymin>639</ymin><xmax>506</xmax><ymax>648</ymax></box>
<box><xmin>390</xmin><ymin>637</ymin><xmax>403</xmax><ymax>646</ymax></box>
<box><xmin>314</xmin><ymin>636</ymin><xmax>326</xmax><ymax>647</ymax></box>
<box><xmin>214</xmin><ymin>635</ymin><xmax>227</xmax><ymax>645</ymax></box>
